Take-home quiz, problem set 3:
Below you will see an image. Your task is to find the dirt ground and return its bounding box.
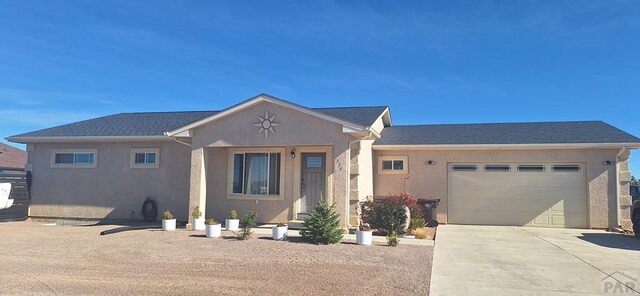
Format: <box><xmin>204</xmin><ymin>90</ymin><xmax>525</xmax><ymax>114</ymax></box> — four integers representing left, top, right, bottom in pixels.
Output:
<box><xmin>0</xmin><ymin>221</ymin><xmax>433</xmax><ymax>295</ymax></box>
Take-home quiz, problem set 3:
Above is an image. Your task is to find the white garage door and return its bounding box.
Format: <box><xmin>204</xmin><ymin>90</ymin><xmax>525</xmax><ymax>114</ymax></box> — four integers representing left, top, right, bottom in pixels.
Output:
<box><xmin>448</xmin><ymin>163</ymin><xmax>587</xmax><ymax>228</ymax></box>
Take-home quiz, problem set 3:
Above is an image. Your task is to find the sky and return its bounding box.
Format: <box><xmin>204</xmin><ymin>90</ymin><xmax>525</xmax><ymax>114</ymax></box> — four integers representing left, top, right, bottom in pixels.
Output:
<box><xmin>0</xmin><ymin>1</ymin><xmax>638</xmax><ymax>175</ymax></box>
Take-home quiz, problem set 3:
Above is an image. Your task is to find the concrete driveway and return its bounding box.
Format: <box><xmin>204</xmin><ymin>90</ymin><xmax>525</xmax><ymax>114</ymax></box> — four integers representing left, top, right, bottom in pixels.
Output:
<box><xmin>430</xmin><ymin>225</ymin><xmax>640</xmax><ymax>295</ymax></box>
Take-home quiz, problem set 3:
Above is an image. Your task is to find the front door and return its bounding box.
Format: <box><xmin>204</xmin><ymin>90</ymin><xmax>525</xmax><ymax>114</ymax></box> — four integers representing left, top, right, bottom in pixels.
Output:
<box><xmin>300</xmin><ymin>153</ymin><xmax>326</xmax><ymax>214</ymax></box>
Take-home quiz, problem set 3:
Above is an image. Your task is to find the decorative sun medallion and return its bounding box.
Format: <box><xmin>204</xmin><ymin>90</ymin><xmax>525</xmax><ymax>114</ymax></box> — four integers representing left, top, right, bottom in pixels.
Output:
<box><xmin>254</xmin><ymin>110</ymin><xmax>280</xmax><ymax>138</ymax></box>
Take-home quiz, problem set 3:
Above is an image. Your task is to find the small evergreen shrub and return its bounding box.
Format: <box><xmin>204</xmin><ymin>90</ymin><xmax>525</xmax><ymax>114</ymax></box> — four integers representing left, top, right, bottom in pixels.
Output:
<box><xmin>229</xmin><ymin>210</ymin><xmax>238</xmax><ymax>219</ymax></box>
<box><xmin>205</xmin><ymin>218</ymin><xmax>219</xmax><ymax>225</ymax></box>
<box><xmin>386</xmin><ymin>230</ymin><xmax>399</xmax><ymax>247</ymax></box>
<box><xmin>162</xmin><ymin>210</ymin><xmax>173</xmax><ymax>220</ymax></box>
<box><xmin>238</xmin><ymin>211</ymin><xmax>257</xmax><ymax>240</ymax></box>
<box><xmin>192</xmin><ymin>207</ymin><xmax>202</xmax><ymax>219</ymax></box>
<box><xmin>300</xmin><ymin>202</ymin><xmax>344</xmax><ymax>245</ymax></box>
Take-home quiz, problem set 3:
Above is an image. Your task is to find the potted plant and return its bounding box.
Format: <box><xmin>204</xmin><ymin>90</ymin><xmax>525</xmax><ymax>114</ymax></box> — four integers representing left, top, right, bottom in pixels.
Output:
<box><xmin>205</xmin><ymin>218</ymin><xmax>221</xmax><ymax>238</ymax></box>
<box><xmin>272</xmin><ymin>223</ymin><xmax>288</xmax><ymax>241</ymax></box>
<box><xmin>356</xmin><ymin>198</ymin><xmax>373</xmax><ymax>246</ymax></box>
<box><xmin>162</xmin><ymin>210</ymin><xmax>176</xmax><ymax>231</ymax></box>
<box><xmin>192</xmin><ymin>206</ymin><xmax>205</xmax><ymax>231</ymax></box>
<box><xmin>226</xmin><ymin>210</ymin><xmax>240</xmax><ymax>231</ymax></box>
<box><xmin>356</xmin><ymin>224</ymin><xmax>373</xmax><ymax>246</ymax></box>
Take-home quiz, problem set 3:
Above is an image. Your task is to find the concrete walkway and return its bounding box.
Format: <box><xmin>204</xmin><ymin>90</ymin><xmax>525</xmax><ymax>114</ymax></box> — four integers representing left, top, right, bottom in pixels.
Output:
<box><xmin>430</xmin><ymin>225</ymin><xmax>640</xmax><ymax>295</ymax></box>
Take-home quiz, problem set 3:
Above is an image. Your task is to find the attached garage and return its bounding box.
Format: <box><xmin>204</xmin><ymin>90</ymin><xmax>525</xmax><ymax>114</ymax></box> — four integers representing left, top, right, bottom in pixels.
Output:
<box><xmin>448</xmin><ymin>163</ymin><xmax>587</xmax><ymax>228</ymax></box>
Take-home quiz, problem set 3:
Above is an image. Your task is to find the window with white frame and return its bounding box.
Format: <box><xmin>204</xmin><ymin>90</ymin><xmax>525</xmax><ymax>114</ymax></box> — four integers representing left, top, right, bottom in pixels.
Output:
<box><xmin>130</xmin><ymin>148</ymin><xmax>159</xmax><ymax>168</ymax></box>
<box><xmin>378</xmin><ymin>156</ymin><xmax>408</xmax><ymax>174</ymax></box>
<box><xmin>229</xmin><ymin>149</ymin><xmax>283</xmax><ymax>198</ymax></box>
<box><xmin>50</xmin><ymin>149</ymin><xmax>97</xmax><ymax>168</ymax></box>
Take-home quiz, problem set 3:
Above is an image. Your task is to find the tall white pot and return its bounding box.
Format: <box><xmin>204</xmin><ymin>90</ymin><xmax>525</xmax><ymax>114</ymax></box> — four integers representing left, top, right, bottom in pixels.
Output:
<box><xmin>356</xmin><ymin>230</ymin><xmax>373</xmax><ymax>246</ymax></box>
<box><xmin>225</xmin><ymin>219</ymin><xmax>240</xmax><ymax>231</ymax></box>
<box><xmin>162</xmin><ymin>219</ymin><xmax>176</xmax><ymax>231</ymax></box>
<box><xmin>206</xmin><ymin>224</ymin><xmax>222</xmax><ymax>238</ymax></box>
<box><xmin>272</xmin><ymin>225</ymin><xmax>288</xmax><ymax>240</ymax></box>
<box><xmin>193</xmin><ymin>218</ymin><xmax>205</xmax><ymax>231</ymax></box>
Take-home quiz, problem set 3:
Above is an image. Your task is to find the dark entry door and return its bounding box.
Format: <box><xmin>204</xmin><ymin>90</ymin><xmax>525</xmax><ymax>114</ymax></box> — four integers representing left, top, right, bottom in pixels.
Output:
<box><xmin>300</xmin><ymin>153</ymin><xmax>326</xmax><ymax>213</ymax></box>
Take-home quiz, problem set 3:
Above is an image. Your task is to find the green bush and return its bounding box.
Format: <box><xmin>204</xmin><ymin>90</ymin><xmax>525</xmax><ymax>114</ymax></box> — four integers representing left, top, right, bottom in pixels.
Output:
<box><xmin>229</xmin><ymin>210</ymin><xmax>238</xmax><ymax>219</ymax></box>
<box><xmin>192</xmin><ymin>207</ymin><xmax>202</xmax><ymax>219</ymax></box>
<box><xmin>205</xmin><ymin>218</ymin><xmax>219</xmax><ymax>225</ymax></box>
<box><xmin>238</xmin><ymin>211</ymin><xmax>257</xmax><ymax>240</ymax></box>
<box><xmin>409</xmin><ymin>218</ymin><xmax>426</xmax><ymax>230</ymax></box>
<box><xmin>300</xmin><ymin>202</ymin><xmax>343</xmax><ymax>245</ymax></box>
<box><xmin>386</xmin><ymin>230</ymin><xmax>399</xmax><ymax>247</ymax></box>
<box><xmin>162</xmin><ymin>210</ymin><xmax>173</xmax><ymax>220</ymax></box>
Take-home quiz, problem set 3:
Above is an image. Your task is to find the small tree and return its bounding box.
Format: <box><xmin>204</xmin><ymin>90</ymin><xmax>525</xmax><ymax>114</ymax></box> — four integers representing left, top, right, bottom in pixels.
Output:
<box><xmin>300</xmin><ymin>202</ymin><xmax>343</xmax><ymax>245</ymax></box>
<box><xmin>632</xmin><ymin>175</ymin><xmax>639</xmax><ymax>186</ymax></box>
<box><xmin>238</xmin><ymin>211</ymin><xmax>257</xmax><ymax>240</ymax></box>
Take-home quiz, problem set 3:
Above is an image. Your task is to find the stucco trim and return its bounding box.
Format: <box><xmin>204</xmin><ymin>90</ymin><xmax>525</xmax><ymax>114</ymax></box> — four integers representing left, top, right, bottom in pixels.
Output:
<box><xmin>373</xmin><ymin>143</ymin><xmax>640</xmax><ymax>150</ymax></box>
<box><xmin>165</xmin><ymin>94</ymin><xmax>368</xmax><ymax>137</ymax></box>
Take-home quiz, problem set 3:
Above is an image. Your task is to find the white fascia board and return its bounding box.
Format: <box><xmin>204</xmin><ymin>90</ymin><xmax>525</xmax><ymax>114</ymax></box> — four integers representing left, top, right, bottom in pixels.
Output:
<box><xmin>372</xmin><ymin>143</ymin><xmax>640</xmax><ymax>150</ymax></box>
<box><xmin>6</xmin><ymin>136</ymin><xmax>172</xmax><ymax>144</ymax></box>
<box><xmin>166</xmin><ymin>94</ymin><xmax>367</xmax><ymax>137</ymax></box>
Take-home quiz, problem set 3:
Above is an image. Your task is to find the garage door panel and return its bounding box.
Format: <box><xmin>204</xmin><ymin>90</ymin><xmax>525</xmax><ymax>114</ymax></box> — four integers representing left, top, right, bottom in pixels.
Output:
<box><xmin>448</xmin><ymin>162</ymin><xmax>587</xmax><ymax>228</ymax></box>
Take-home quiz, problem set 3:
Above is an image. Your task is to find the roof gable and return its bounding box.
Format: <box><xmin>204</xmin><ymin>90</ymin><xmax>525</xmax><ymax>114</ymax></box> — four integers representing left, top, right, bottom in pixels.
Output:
<box><xmin>165</xmin><ymin>94</ymin><xmax>379</xmax><ymax>136</ymax></box>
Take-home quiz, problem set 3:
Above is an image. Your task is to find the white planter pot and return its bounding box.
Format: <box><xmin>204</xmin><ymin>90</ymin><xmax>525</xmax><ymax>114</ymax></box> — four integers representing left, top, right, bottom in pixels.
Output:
<box><xmin>205</xmin><ymin>224</ymin><xmax>222</xmax><ymax>238</ymax></box>
<box><xmin>193</xmin><ymin>218</ymin><xmax>205</xmax><ymax>231</ymax></box>
<box><xmin>225</xmin><ymin>219</ymin><xmax>240</xmax><ymax>231</ymax></box>
<box><xmin>272</xmin><ymin>225</ymin><xmax>288</xmax><ymax>240</ymax></box>
<box><xmin>162</xmin><ymin>219</ymin><xmax>176</xmax><ymax>231</ymax></box>
<box><xmin>356</xmin><ymin>230</ymin><xmax>373</xmax><ymax>246</ymax></box>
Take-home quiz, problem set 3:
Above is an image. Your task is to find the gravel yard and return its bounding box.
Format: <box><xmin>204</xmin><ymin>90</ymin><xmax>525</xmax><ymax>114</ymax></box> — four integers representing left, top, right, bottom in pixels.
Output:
<box><xmin>0</xmin><ymin>221</ymin><xmax>433</xmax><ymax>295</ymax></box>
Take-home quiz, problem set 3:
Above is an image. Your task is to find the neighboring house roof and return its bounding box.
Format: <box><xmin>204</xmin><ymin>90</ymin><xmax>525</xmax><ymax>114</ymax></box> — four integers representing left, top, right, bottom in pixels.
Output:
<box><xmin>0</xmin><ymin>143</ymin><xmax>27</xmax><ymax>170</ymax></box>
<box><xmin>374</xmin><ymin>121</ymin><xmax>640</xmax><ymax>146</ymax></box>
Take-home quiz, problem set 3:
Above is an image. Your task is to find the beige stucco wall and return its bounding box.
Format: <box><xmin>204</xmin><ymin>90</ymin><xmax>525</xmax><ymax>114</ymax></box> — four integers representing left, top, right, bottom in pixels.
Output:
<box><xmin>373</xmin><ymin>148</ymin><xmax>620</xmax><ymax>228</ymax></box>
<box><xmin>189</xmin><ymin>101</ymin><xmax>351</xmax><ymax>226</ymax></box>
<box><xmin>27</xmin><ymin>140</ymin><xmax>192</xmax><ymax>221</ymax></box>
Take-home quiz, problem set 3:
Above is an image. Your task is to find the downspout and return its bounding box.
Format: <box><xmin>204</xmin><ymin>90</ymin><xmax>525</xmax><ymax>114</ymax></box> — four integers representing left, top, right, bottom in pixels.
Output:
<box><xmin>615</xmin><ymin>147</ymin><xmax>627</xmax><ymax>228</ymax></box>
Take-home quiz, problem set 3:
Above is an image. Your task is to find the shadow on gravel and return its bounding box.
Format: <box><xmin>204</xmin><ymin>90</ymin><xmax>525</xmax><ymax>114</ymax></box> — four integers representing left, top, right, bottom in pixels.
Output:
<box><xmin>189</xmin><ymin>234</ymin><xmax>207</xmax><ymax>238</ymax></box>
<box><xmin>99</xmin><ymin>225</ymin><xmax>161</xmax><ymax>235</ymax></box>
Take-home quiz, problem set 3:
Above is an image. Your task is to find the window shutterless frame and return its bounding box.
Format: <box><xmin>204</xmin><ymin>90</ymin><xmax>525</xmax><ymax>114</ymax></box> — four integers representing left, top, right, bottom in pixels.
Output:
<box><xmin>227</xmin><ymin>147</ymin><xmax>285</xmax><ymax>200</ymax></box>
<box><xmin>130</xmin><ymin>148</ymin><xmax>160</xmax><ymax>168</ymax></box>
<box><xmin>50</xmin><ymin>149</ymin><xmax>98</xmax><ymax>168</ymax></box>
<box><xmin>377</xmin><ymin>156</ymin><xmax>408</xmax><ymax>174</ymax></box>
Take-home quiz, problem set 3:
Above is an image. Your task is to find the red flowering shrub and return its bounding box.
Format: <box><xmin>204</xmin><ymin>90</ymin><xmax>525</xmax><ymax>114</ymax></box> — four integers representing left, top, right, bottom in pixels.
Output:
<box><xmin>360</xmin><ymin>193</ymin><xmax>425</xmax><ymax>235</ymax></box>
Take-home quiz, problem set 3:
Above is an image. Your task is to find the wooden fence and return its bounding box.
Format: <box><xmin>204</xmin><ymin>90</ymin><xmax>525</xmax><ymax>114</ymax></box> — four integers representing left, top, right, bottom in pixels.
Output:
<box><xmin>0</xmin><ymin>172</ymin><xmax>30</xmax><ymax>221</ymax></box>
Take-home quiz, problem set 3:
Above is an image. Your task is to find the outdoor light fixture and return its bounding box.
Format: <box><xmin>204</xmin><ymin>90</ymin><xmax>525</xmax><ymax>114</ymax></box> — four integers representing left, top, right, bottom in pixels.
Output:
<box><xmin>290</xmin><ymin>147</ymin><xmax>296</xmax><ymax>159</ymax></box>
<box><xmin>425</xmin><ymin>160</ymin><xmax>436</xmax><ymax>165</ymax></box>
<box><xmin>602</xmin><ymin>160</ymin><xmax>614</xmax><ymax>165</ymax></box>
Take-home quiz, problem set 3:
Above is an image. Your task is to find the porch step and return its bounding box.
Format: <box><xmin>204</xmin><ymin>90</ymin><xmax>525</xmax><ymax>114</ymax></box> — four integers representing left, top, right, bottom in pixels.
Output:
<box><xmin>287</xmin><ymin>220</ymin><xmax>306</xmax><ymax>229</ymax></box>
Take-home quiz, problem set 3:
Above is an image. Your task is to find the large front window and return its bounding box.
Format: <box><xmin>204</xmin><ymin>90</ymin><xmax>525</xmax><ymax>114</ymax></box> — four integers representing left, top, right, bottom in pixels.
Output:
<box><xmin>232</xmin><ymin>152</ymin><xmax>281</xmax><ymax>195</ymax></box>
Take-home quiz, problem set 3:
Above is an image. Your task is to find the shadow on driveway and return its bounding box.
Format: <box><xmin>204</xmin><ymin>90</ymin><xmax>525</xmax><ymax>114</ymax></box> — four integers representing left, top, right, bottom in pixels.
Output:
<box><xmin>577</xmin><ymin>233</ymin><xmax>640</xmax><ymax>251</ymax></box>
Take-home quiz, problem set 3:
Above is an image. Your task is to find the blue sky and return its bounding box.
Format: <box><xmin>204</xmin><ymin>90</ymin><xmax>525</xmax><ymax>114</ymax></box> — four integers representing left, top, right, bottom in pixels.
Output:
<box><xmin>0</xmin><ymin>1</ymin><xmax>639</xmax><ymax>175</ymax></box>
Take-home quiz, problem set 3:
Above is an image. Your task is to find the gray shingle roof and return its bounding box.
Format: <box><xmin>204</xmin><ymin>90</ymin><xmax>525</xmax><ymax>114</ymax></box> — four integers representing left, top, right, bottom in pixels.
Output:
<box><xmin>374</xmin><ymin>121</ymin><xmax>640</xmax><ymax>145</ymax></box>
<box><xmin>9</xmin><ymin>106</ymin><xmax>387</xmax><ymax>138</ymax></box>
<box><xmin>10</xmin><ymin>111</ymin><xmax>219</xmax><ymax>137</ymax></box>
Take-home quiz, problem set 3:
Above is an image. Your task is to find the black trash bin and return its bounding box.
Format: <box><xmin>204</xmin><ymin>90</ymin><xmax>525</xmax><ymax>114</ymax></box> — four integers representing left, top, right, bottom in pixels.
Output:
<box><xmin>418</xmin><ymin>199</ymin><xmax>441</xmax><ymax>227</ymax></box>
